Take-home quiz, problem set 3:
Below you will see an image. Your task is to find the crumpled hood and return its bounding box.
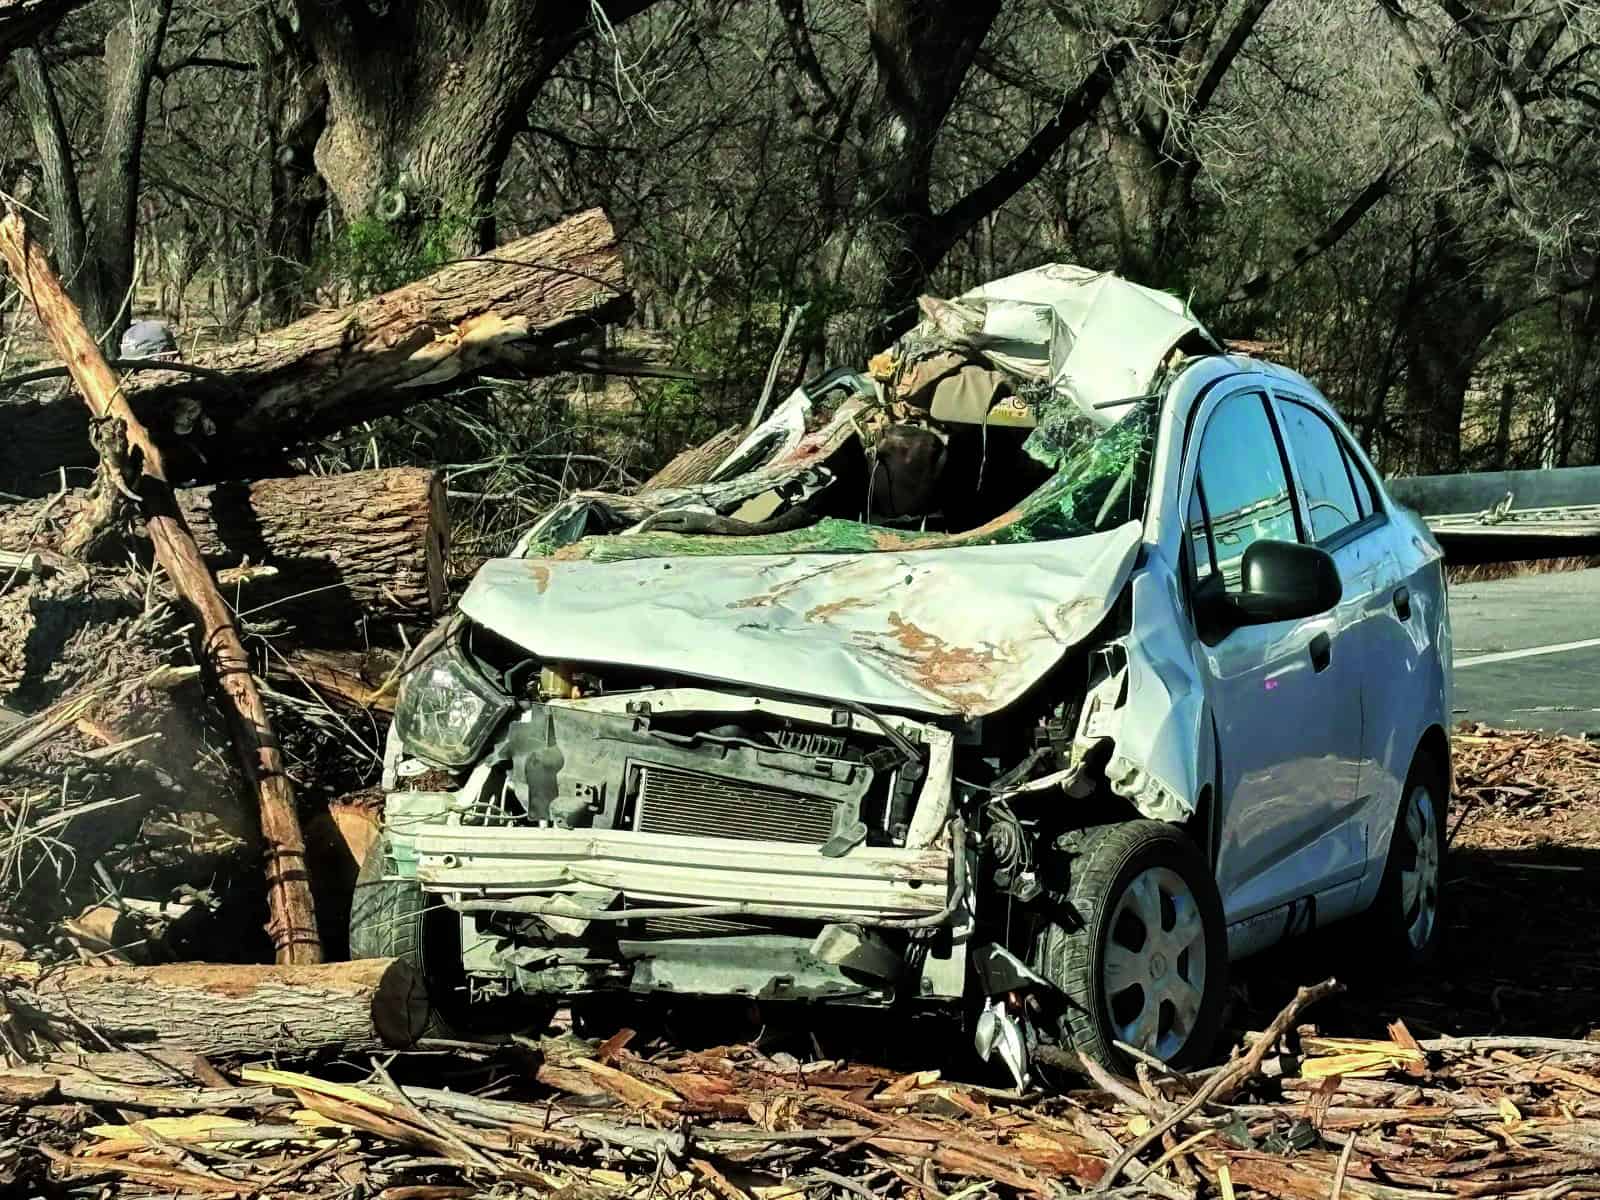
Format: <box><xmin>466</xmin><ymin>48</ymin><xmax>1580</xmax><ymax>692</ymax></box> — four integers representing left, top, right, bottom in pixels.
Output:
<box><xmin>459</xmin><ymin>521</ymin><xmax>1143</xmax><ymax>717</ymax></box>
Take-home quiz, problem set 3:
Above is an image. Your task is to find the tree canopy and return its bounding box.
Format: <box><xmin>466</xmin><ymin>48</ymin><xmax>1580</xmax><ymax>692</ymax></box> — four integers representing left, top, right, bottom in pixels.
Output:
<box><xmin>3</xmin><ymin>0</ymin><xmax>1597</xmax><ymax>477</ymax></box>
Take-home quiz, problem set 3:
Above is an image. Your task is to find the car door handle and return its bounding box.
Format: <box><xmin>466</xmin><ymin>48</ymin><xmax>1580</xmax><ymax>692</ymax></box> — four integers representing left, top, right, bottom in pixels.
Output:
<box><xmin>1309</xmin><ymin>631</ymin><xmax>1332</xmax><ymax>673</ymax></box>
<box><xmin>1393</xmin><ymin>586</ymin><xmax>1411</xmax><ymax>621</ymax></box>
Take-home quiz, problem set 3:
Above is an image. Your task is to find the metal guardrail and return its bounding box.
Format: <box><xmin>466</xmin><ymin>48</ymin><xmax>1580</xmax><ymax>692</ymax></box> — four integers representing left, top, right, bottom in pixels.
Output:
<box><xmin>1386</xmin><ymin>466</ymin><xmax>1600</xmax><ymax>516</ymax></box>
<box><xmin>1387</xmin><ymin>467</ymin><xmax>1600</xmax><ymax>564</ymax></box>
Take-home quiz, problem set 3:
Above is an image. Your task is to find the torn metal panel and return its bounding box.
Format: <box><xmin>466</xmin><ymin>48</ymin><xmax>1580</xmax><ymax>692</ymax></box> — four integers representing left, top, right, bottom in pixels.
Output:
<box><xmin>1070</xmin><ymin>564</ymin><xmax>1211</xmax><ymax>824</ymax></box>
<box><xmin>513</xmin><ymin>393</ymin><xmax>872</xmax><ymax>555</ymax></box>
<box><xmin>917</xmin><ymin>265</ymin><xmax>1216</xmax><ymax>426</ymax></box>
<box><xmin>460</xmin><ymin>520</ymin><xmax>1142</xmax><ymax>718</ymax></box>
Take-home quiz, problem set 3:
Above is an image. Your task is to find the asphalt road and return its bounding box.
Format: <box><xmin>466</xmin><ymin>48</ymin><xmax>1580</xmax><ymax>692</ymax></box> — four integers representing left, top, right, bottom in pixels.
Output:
<box><xmin>1449</xmin><ymin>566</ymin><xmax>1600</xmax><ymax>735</ymax></box>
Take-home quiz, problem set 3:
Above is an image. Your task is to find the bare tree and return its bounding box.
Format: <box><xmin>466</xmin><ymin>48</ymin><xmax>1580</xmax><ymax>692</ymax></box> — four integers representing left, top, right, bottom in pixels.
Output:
<box><xmin>1373</xmin><ymin>0</ymin><xmax>1600</xmax><ymax>471</ymax></box>
<box><xmin>14</xmin><ymin>0</ymin><xmax>173</xmax><ymax>344</ymax></box>
<box><xmin>767</xmin><ymin>0</ymin><xmax>1187</xmax><ymax>340</ymax></box>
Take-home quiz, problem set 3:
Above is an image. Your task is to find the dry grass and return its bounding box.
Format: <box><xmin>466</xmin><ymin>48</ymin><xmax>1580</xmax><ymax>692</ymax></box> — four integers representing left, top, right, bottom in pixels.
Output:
<box><xmin>1446</xmin><ymin>554</ymin><xmax>1600</xmax><ymax>584</ymax></box>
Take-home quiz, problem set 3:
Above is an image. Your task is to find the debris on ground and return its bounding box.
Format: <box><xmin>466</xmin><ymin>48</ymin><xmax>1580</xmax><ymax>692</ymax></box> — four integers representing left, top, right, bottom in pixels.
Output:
<box><xmin>1451</xmin><ymin>724</ymin><xmax>1600</xmax><ymax>849</ymax></box>
<box><xmin>4</xmin><ymin>727</ymin><xmax>1599</xmax><ymax>1196</ymax></box>
<box><xmin>5</xmin><ymin>977</ymin><xmax>1600</xmax><ymax>1199</ymax></box>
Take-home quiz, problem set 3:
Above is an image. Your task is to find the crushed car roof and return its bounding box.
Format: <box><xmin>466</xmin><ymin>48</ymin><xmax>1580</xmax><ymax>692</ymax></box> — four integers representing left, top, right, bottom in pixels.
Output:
<box><xmin>462</xmin><ymin>265</ymin><xmax>1222</xmax><ymax>716</ymax></box>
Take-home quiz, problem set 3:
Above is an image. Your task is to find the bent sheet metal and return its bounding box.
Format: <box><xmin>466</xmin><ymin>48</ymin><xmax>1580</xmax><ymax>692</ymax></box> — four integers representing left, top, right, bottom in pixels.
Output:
<box><xmin>460</xmin><ymin>519</ymin><xmax>1142</xmax><ymax>717</ymax></box>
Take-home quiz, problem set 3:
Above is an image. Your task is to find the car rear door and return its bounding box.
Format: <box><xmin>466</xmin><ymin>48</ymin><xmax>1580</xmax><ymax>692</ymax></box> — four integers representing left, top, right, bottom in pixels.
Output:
<box><xmin>1184</xmin><ymin>388</ymin><xmax>1365</xmax><ymax>927</ymax></box>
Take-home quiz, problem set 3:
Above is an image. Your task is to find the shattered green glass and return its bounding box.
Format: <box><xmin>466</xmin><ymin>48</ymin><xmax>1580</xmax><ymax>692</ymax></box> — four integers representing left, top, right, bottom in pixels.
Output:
<box><xmin>531</xmin><ymin>401</ymin><xmax>1158</xmax><ymax>563</ymax></box>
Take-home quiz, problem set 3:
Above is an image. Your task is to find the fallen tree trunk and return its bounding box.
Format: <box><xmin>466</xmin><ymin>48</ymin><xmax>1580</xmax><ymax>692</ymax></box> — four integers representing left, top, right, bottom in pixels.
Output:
<box><xmin>0</xmin><ymin>207</ymin><xmax>630</xmax><ymax>494</ymax></box>
<box><xmin>265</xmin><ymin>647</ymin><xmax>400</xmax><ymax>712</ymax></box>
<box><xmin>0</xmin><ymin>467</ymin><xmax>448</xmax><ymax>628</ymax></box>
<box><xmin>0</xmin><ymin>959</ymin><xmax>425</xmax><ymax>1057</ymax></box>
<box><xmin>640</xmin><ymin>426</ymin><xmax>741</xmax><ymax>491</ymax></box>
<box><xmin>0</xmin><ymin>210</ymin><xmax>322</xmax><ymax>963</ymax></box>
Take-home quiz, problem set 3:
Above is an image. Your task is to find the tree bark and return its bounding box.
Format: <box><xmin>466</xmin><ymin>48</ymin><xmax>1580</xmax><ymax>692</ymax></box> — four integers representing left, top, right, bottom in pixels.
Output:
<box><xmin>298</xmin><ymin>0</ymin><xmax>655</xmax><ymax>256</ymax></box>
<box><xmin>0</xmin><ymin>467</ymin><xmax>449</xmax><ymax>628</ymax></box>
<box><xmin>0</xmin><ymin>206</ymin><xmax>631</xmax><ymax>494</ymax></box>
<box><xmin>253</xmin><ymin>7</ymin><xmax>327</xmax><ymax>327</ymax></box>
<box><xmin>11</xmin><ymin>0</ymin><xmax>171</xmax><ymax>345</ymax></box>
<box><xmin>1</xmin><ymin>958</ymin><xmax>425</xmax><ymax>1056</ymax></box>
<box><xmin>640</xmin><ymin>426</ymin><xmax>742</xmax><ymax>491</ymax></box>
<box><xmin>12</xmin><ymin>47</ymin><xmax>88</xmax><ymax>303</ymax></box>
<box><xmin>0</xmin><ymin>210</ymin><xmax>322</xmax><ymax>964</ymax></box>
<box><xmin>844</xmin><ymin>0</ymin><xmax>1183</xmax><ymax>342</ymax></box>
<box><xmin>1400</xmin><ymin>208</ymin><xmax>1507</xmax><ymax>475</ymax></box>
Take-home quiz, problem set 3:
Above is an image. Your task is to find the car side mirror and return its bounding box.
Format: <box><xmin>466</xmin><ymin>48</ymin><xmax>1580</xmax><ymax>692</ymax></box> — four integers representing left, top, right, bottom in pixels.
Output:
<box><xmin>1198</xmin><ymin>539</ymin><xmax>1342</xmax><ymax>633</ymax></box>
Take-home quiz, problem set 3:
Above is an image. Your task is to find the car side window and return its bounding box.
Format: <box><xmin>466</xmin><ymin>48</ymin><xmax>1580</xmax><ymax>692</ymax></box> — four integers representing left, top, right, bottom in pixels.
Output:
<box><xmin>1191</xmin><ymin>393</ymin><xmax>1299</xmax><ymax>594</ymax></box>
<box><xmin>1276</xmin><ymin>400</ymin><xmax>1362</xmax><ymax>543</ymax></box>
<box><xmin>1340</xmin><ymin>439</ymin><xmax>1381</xmax><ymax>520</ymax></box>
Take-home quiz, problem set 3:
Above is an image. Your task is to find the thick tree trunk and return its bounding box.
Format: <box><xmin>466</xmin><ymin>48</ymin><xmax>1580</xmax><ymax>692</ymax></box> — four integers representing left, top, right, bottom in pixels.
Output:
<box><xmin>9</xmin><ymin>0</ymin><xmax>169</xmax><ymax>346</ymax></box>
<box><xmin>299</xmin><ymin>0</ymin><xmax>653</xmax><ymax>256</ymax></box>
<box><xmin>0</xmin><ymin>207</ymin><xmax>631</xmax><ymax>493</ymax></box>
<box><xmin>0</xmin><ymin>467</ymin><xmax>448</xmax><ymax>628</ymax></box>
<box><xmin>1</xmin><ymin>958</ymin><xmax>426</xmax><ymax>1056</ymax></box>
<box><xmin>253</xmin><ymin>9</ymin><xmax>327</xmax><ymax>327</ymax></box>
<box><xmin>641</xmin><ymin>426</ymin><xmax>742</xmax><ymax>491</ymax></box>
<box><xmin>12</xmin><ymin>48</ymin><xmax>88</xmax><ymax>304</ymax></box>
<box><xmin>1401</xmin><ymin>211</ymin><xmax>1507</xmax><ymax>475</ymax></box>
<box><xmin>856</xmin><ymin>0</ymin><xmax>1181</xmax><ymax>342</ymax></box>
<box><xmin>859</xmin><ymin>0</ymin><xmax>1002</xmax><ymax>345</ymax></box>
<box><xmin>1405</xmin><ymin>334</ymin><xmax>1479</xmax><ymax>474</ymax></box>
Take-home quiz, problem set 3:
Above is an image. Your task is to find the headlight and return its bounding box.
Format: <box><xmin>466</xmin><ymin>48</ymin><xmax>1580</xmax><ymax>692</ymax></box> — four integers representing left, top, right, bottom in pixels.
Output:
<box><xmin>394</xmin><ymin>637</ymin><xmax>512</xmax><ymax>768</ymax></box>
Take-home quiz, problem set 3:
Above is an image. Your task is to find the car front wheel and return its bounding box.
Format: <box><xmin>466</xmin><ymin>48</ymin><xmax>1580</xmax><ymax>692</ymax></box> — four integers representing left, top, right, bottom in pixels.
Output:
<box><xmin>350</xmin><ymin>832</ymin><xmax>554</xmax><ymax>1036</ymax></box>
<box><xmin>1030</xmin><ymin>820</ymin><xmax>1228</xmax><ymax>1070</ymax></box>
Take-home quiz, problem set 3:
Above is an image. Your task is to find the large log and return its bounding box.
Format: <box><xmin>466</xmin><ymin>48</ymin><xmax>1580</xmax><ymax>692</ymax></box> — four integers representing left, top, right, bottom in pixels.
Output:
<box><xmin>0</xmin><ymin>467</ymin><xmax>448</xmax><ymax>628</ymax></box>
<box><xmin>0</xmin><ymin>211</ymin><xmax>322</xmax><ymax>963</ymax></box>
<box><xmin>0</xmin><ymin>207</ymin><xmax>631</xmax><ymax>494</ymax></box>
<box><xmin>0</xmin><ymin>959</ymin><xmax>426</xmax><ymax>1057</ymax></box>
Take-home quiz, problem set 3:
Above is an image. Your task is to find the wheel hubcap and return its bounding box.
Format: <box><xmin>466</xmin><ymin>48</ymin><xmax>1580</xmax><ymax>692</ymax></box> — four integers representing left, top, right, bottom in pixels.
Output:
<box><xmin>1102</xmin><ymin>866</ymin><xmax>1207</xmax><ymax>1061</ymax></box>
<box><xmin>1399</xmin><ymin>785</ymin><xmax>1440</xmax><ymax>950</ymax></box>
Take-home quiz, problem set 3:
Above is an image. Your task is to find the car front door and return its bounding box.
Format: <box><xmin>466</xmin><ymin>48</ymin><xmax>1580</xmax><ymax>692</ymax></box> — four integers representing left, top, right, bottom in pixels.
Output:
<box><xmin>1183</xmin><ymin>389</ymin><xmax>1365</xmax><ymax>927</ymax></box>
<box><xmin>1267</xmin><ymin>391</ymin><xmax>1397</xmax><ymax>919</ymax></box>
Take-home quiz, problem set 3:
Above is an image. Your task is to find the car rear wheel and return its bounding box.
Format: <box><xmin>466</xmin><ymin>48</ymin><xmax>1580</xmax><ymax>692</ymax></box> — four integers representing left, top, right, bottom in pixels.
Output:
<box><xmin>1359</xmin><ymin>753</ymin><xmax>1446</xmax><ymax>968</ymax></box>
<box><xmin>350</xmin><ymin>832</ymin><xmax>554</xmax><ymax>1036</ymax></box>
<box><xmin>1030</xmin><ymin>820</ymin><xmax>1227</xmax><ymax>1070</ymax></box>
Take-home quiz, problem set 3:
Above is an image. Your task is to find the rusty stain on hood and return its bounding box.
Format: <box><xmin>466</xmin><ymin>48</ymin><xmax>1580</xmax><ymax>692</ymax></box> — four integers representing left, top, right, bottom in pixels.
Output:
<box><xmin>459</xmin><ymin>521</ymin><xmax>1143</xmax><ymax>717</ymax></box>
<box><xmin>865</xmin><ymin>614</ymin><xmax>1018</xmax><ymax>713</ymax></box>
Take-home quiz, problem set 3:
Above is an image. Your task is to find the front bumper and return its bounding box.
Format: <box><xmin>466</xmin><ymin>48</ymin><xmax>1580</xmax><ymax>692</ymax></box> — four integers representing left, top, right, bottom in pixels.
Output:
<box><xmin>414</xmin><ymin>824</ymin><xmax>952</xmax><ymax>923</ymax></box>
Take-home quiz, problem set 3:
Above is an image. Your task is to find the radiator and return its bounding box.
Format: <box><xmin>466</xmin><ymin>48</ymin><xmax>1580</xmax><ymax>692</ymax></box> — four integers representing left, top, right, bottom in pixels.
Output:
<box><xmin>633</xmin><ymin>761</ymin><xmax>839</xmax><ymax>844</ymax></box>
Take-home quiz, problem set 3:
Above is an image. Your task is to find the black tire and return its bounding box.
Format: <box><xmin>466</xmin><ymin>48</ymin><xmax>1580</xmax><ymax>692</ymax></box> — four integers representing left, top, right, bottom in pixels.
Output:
<box><xmin>349</xmin><ymin>834</ymin><xmax>427</xmax><ymax>964</ymax></box>
<box><xmin>1354</xmin><ymin>751</ymin><xmax>1447</xmax><ymax>969</ymax></box>
<box><xmin>349</xmin><ymin>833</ymin><xmax>554</xmax><ymax>1035</ymax></box>
<box><xmin>1030</xmin><ymin>820</ymin><xmax>1227</xmax><ymax>1071</ymax></box>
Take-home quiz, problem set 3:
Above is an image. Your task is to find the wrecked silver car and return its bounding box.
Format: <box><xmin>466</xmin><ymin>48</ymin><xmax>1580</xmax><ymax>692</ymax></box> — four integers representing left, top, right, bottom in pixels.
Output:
<box><xmin>354</xmin><ymin>265</ymin><xmax>1452</xmax><ymax>1079</ymax></box>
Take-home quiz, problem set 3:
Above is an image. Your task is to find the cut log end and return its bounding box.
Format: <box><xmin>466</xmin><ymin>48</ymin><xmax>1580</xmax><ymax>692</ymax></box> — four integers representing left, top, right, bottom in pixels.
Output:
<box><xmin>3</xmin><ymin>958</ymin><xmax>427</xmax><ymax>1056</ymax></box>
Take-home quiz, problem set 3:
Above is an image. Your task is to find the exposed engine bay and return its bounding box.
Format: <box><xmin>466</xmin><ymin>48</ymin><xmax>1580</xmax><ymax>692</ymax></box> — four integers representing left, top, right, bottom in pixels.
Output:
<box><xmin>384</xmin><ymin>612</ymin><xmax>1138</xmax><ymax>1044</ymax></box>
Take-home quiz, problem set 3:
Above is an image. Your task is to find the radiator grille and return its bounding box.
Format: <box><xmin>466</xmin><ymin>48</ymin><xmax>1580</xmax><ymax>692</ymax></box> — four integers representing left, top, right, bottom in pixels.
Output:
<box><xmin>634</xmin><ymin>762</ymin><xmax>838</xmax><ymax>844</ymax></box>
